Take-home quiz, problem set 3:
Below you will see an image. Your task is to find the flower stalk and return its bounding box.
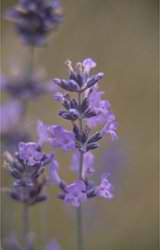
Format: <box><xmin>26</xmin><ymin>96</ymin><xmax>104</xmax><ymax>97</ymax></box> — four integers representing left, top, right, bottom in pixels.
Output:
<box><xmin>77</xmin><ymin>91</ymin><xmax>84</xmax><ymax>250</ymax></box>
<box><xmin>22</xmin><ymin>204</ymin><xmax>30</xmax><ymax>250</ymax></box>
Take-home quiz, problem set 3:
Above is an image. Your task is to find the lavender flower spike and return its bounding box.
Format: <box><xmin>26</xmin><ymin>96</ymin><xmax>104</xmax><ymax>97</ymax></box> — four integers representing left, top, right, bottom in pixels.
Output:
<box><xmin>53</xmin><ymin>58</ymin><xmax>104</xmax><ymax>92</ymax></box>
<box><xmin>5</xmin><ymin>0</ymin><xmax>64</xmax><ymax>46</ymax></box>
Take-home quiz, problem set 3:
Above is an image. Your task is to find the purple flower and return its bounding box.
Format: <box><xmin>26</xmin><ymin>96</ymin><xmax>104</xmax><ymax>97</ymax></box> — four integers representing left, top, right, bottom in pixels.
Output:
<box><xmin>46</xmin><ymin>240</ymin><xmax>62</xmax><ymax>250</ymax></box>
<box><xmin>5</xmin><ymin>0</ymin><xmax>63</xmax><ymax>46</ymax></box>
<box><xmin>82</xmin><ymin>58</ymin><xmax>96</xmax><ymax>74</ymax></box>
<box><xmin>48</xmin><ymin>125</ymin><xmax>75</xmax><ymax>152</ymax></box>
<box><xmin>37</xmin><ymin>120</ymin><xmax>49</xmax><ymax>146</ymax></box>
<box><xmin>54</xmin><ymin>58</ymin><xmax>104</xmax><ymax>92</ymax></box>
<box><xmin>101</xmin><ymin>113</ymin><xmax>118</xmax><ymax>141</ymax></box>
<box><xmin>64</xmin><ymin>180</ymin><xmax>87</xmax><ymax>207</ymax></box>
<box><xmin>86</xmin><ymin>87</ymin><xmax>111</xmax><ymax>128</ymax></box>
<box><xmin>17</xmin><ymin>142</ymin><xmax>44</xmax><ymax>166</ymax></box>
<box><xmin>54</xmin><ymin>92</ymin><xmax>65</xmax><ymax>102</ymax></box>
<box><xmin>71</xmin><ymin>151</ymin><xmax>95</xmax><ymax>178</ymax></box>
<box><xmin>95</xmin><ymin>174</ymin><xmax>113</xmax><ymax>199</ymax></box>
<box><xmin>49</xmin><ymin>158</ymin><xmax>62</xmax><ymax>186</ymax></box>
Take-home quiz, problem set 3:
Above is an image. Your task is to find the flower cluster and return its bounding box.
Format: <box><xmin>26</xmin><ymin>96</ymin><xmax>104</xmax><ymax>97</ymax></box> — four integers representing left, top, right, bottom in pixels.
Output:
<box><xmin>4</xmin><ymin>141</ymin><xmax>53</xmax><ymax>205</ymax></box>
<box><xmin>37</xmin><ymin>58</ymin><xmax>117</xmax><ymax>207</ymax></box>
<box><xmin>5</xmin><ymin>0</ymin><xmax>63</xmax><ymax>46</ymax></box>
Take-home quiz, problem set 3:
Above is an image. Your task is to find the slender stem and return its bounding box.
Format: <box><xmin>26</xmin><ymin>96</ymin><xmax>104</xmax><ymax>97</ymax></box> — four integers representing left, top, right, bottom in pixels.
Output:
<box><xmin>77</xmin><ymin>205</ymin><xmax>83</xmax><ymax>250</ymax></box>
<box><xmin>76</xmin><ymin>92</ymin><xmax>84</xmax><ymax>250</ymax></box>
<box><xmin>22</xmin><ymin>204</ymin><xmax>30</xmax><ymax>250</ymax></box>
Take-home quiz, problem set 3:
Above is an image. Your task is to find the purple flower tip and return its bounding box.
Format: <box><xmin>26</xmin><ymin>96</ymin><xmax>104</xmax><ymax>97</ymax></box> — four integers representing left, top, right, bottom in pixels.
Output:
<box><xmin>82</xmin><ymin>58</ymin><xmax>96</xmax><ymax>73</ymax></box>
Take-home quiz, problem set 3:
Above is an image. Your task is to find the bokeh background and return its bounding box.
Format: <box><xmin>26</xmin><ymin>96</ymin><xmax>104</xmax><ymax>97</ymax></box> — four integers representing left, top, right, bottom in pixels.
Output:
<box><xmin>1</xmin><ymin>0</ymin><xmax>159</xmax><ymax>249</ymax></box>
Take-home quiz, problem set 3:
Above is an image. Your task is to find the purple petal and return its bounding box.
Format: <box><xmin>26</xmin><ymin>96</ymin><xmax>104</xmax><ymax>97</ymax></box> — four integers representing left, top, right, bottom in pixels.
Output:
<box><xmin>82</xmin><ymin>58</ymin><xmax>96</xmax><ymax>73</ymax></box>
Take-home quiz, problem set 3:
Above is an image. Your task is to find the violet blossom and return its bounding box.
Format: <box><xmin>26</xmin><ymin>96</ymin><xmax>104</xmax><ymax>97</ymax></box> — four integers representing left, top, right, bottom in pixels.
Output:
<box><xmin>37</xmin><ymin>121</ymin><xmax>75</xmax><ymax>152</ymax></box>
<box><xmin>64</xmin><ymin>180</ymin><xmax>87</xmax><ymax>207</ymax></box>
<box><xmin>95</xmin><ymin>174</ymin><xmax>113</xmax><ymax>199</ymax></box>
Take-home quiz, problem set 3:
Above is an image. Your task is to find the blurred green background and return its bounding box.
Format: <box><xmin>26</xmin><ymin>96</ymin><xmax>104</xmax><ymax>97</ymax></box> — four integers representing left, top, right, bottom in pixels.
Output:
<box><xmin>1</xmin><ymin>0</ymin><xmax>159</xmax><ymax>249</ymax></box>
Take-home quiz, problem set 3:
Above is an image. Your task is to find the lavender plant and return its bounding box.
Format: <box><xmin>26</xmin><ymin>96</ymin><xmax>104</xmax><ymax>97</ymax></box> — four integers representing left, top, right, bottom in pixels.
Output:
<box><xmin>37</xmin><ymin>58</ymin><xmax>118</xmax><ymax>250</ymax></box>
<box><xmin>1</xmin><ymin>0</ymin><xmax>63</xmax><ymax>151</ymax></box>
<box><xmin>4</xmin><ymin>140</ymin><xmax>53</xmax><ymax>249</ymax></box>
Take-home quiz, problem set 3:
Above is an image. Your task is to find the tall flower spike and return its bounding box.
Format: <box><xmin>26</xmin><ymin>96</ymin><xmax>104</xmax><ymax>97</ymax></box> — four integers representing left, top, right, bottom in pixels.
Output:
<box><xmin>5</xmin><ymin>0</ymin><xmax>63</xmax><ymax>46</ymax></box>
<box><xmin>48</xmin><ymin>58</ymin><xmax>117</xmax><ymax>208</ymax></box>
<box><xmin>36</xmin><ymin>58</ymin><xmax>117</xmax><ymax>250</ymax></box>
<box><xmin>4</xmin><ymin>140</ymin><xmax>53</xmax><ymax>205</ymax></box>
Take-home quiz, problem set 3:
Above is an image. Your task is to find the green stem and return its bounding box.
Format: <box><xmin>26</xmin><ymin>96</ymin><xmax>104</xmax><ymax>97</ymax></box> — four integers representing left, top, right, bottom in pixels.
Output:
<box><xmin>77</xmin><ymin>205</ymin><xmax>83</xmax><ymax>250</ymax></box>
<box><xmin>76</xmin><ymin>92</ymin><xmax>84</xmax><ymax>250</ymax></box>
<box><xmin>22</xmin><ymin>204</ymin><xmax>30</xmax><ymax>250</ymax></box>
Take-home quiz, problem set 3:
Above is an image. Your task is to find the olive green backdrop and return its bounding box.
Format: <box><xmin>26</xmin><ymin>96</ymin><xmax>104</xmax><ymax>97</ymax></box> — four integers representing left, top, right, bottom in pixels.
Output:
<box><xmin>1</xmin><ymin>0</ymin><xmax>159</xmax><ymax>249</ymax></box>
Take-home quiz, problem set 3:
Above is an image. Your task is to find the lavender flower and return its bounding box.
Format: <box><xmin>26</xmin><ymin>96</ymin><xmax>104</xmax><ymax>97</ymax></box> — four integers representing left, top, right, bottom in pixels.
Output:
<box><xmin>53</xmin><ymin>58</ymin><xmax>104</xmax><ymax>92</ymax></box>
<box><xmin>37</xmin><ymin>120</ymin><xmax>49</xmax><ymax>146</ymax></box>
<box><xmin>17</xmin><ymin>142</ymin><xmax>46</xmax><ymax>166</ymax></box>
<box><xmin>49</xmin><ymin>158</ymin><xmax>61</xmax><ymax>186</ymax></box>
<box><xmin>37</xmin><ymin>121</ymin><xmax>76</xmax><ymax>152</ymax></box>
<box><xmin>64</xmin><ymin>180</ymin><xmax>87</xmax><ymax>207</ymax></box>
<box><xmin>5</xmin><ymin>0</ymin><xmax>63</xmax><ymax>46</ymax></box>
<box><xmin>95</xmin><ymin>174</ymin><xmax>113</xmax><ymax>199</ymax></box>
